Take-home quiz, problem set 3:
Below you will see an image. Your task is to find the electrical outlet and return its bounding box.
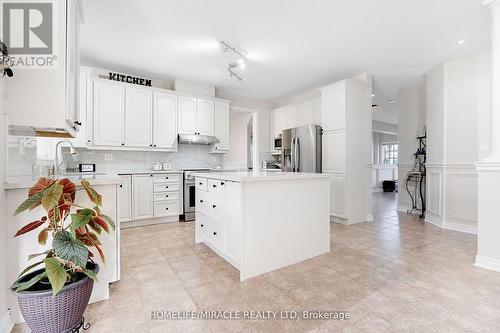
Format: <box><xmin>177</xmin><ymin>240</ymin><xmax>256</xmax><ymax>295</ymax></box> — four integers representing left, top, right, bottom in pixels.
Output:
<box><xmin>104</xmin><ymin>154</ymin><xmax>113</xmax><ymax>161</ymax></box>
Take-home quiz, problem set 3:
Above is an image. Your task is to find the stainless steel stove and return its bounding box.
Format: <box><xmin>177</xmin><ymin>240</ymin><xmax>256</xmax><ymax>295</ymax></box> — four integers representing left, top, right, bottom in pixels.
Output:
<box><xmin>182</xmin><ymin>169</ymin><xmax>210</xmax><ymax>221</ymax></box>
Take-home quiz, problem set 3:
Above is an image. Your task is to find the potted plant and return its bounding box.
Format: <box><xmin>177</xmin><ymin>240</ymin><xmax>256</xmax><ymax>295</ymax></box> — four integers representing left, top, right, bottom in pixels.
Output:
<box><xmin>10</xmin><ymin>177</ymin><xmax>115</xmax><ymax>333</ymax></box>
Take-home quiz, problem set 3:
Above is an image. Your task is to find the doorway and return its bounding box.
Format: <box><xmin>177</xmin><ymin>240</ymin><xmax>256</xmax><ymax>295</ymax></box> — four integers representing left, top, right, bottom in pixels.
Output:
<box><xmin>225</xmin><ymin>107</ymin><xmax>259</xmax><ymax>171</ymax></box>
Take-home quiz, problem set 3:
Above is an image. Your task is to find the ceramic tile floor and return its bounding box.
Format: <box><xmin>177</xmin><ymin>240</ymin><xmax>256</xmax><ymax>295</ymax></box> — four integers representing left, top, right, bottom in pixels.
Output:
<box><xmin>12</xmin><ymin>193</ymin><xmax>500</xmax><ymax>332</ymax></box>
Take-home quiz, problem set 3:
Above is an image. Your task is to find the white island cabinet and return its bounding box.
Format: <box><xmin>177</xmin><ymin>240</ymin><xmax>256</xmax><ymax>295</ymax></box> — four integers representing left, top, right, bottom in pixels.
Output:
<box><xmin>194</xmin><ymin>171</ymin><xmax>330</xmax><ymax>281</ymax></box>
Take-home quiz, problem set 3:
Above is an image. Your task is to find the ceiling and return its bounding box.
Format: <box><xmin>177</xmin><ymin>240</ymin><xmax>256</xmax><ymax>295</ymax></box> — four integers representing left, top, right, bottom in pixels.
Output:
<box><xmin>80</xmin><ymin>0</ymin><xmax>490</xmax><ymax>108</ymax></box>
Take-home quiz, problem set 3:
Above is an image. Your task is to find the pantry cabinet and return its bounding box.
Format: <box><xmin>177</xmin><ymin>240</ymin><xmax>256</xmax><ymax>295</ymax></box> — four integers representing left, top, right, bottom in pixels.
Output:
<box><xmin>153</xmin><ymin>92</ymin><xmax>178</xmax><ymax>149</ymax></box>
<box><xmin>212</xmin><ymin>101</ymin><xmax>230</xmax><ymax>152</ymax></box>
<box><xmin>118</xmin><ymin>175</ymin><xmax>132</xmax><ymax>223</ymax></box>
<box><xmin>132</xmin><ymin>175</ymin><xmax>154</xmax><ymax>220</ymax></box>
<box><xmin>92</xmin><ymin>80</ymin><xmax>125</xmax><ymax>147</ymax></box>
<box><xmin>125</xmin><ymin>87</ymin><xmax>153</xmax><ymax>148</ymax></box>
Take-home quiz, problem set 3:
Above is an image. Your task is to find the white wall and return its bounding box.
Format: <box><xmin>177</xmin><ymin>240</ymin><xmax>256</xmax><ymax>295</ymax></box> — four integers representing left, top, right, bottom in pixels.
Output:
<box><xmin>397</xmin><ymin>81</ymin><xmax>426</xmax><ymax>212</ymax></box>
<box><xmin>425</xmin><ymin>52</ymin><xmax>490</xmax><ymax>234</ymax></box>
<box><xmin>226</xmin><ymin>112</ymin><xmax>252</xmax><ymax>169</ymax></box>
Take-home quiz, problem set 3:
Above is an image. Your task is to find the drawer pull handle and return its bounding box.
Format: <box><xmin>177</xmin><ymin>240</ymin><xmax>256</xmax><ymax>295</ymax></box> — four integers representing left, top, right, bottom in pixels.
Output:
<box><xmin>212</xmin><ymin>205</ymin><xmax>216</xmax><ymax>208</ymax></box>
<box><xmin>221</xmin><ymin>182</ymin><xmax>225</xmax><ymax>186</ymax></box>
<box><xmin>212</xmin><ymin>184</ymin><xmax>216</xmax><ymax>188</ymax></box>
<box><xmin>119</xmin><ymin>184</ymin><xmax>123</xmax><ymax>188</ymax></box>
<box><xmin>213</xmin><ymin>232</ymin><xmax>217</xmax><ymax>236</ymax></box>
<box><xmin>200</xmin><ymin>200</ymin><xmax>204</xmax><ymax>203</ymax></box>
<box><xmin>201</xmin><ymin>224</ymin><xmax>204</xmax><ymax>227</ymax></box>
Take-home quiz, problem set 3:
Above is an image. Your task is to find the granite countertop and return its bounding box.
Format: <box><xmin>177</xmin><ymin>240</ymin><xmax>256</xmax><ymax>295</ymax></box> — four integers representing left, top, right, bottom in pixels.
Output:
<box><xmin>191</xmin><ymin>171</ymin><xmax>330</xmax><ymax>183</ymax></box>
<box><xmin>5</xmin><ymin>172</ymin><xmax>123</xmax><ymax>190</ymax></box>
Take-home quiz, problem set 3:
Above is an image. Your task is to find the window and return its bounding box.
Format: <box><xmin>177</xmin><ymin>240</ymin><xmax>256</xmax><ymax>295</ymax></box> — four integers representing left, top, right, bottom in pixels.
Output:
<box><xmin>382</xmin><ymin>144</ymin><xmax>398</xmax><ymax>165</ymax></box>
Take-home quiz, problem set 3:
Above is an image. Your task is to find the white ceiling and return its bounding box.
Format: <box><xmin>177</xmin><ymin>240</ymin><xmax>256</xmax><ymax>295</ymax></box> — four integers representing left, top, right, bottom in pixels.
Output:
<box><xmin>80</xmin><ymin>0</ymin><xmax>490</xmax><ymax>106</ymax></box>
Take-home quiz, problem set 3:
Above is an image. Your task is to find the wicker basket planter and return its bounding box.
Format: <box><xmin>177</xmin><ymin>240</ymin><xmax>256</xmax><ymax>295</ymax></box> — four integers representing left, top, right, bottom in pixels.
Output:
<box><xmin>12</xmin><ymin>263</ymin><xmax>99</xmax><ymax>333</ymax></box>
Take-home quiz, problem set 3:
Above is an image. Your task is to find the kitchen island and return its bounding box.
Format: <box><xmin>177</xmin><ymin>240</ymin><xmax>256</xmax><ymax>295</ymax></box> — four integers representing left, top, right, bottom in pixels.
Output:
<box><xmin>193</xmin><ymin>171</ymin><xmax>330</xmax><ymax>281</ymax></box>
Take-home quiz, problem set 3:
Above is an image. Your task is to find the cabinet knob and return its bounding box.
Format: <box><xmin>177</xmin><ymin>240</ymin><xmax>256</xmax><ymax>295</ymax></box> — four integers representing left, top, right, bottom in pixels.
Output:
<box><xmin>212</xmin><ymin>184</ymin><xmax>216</xmax><ymax>188</ymax></box>
<box><xmin>200</xmin><ymin>200</ymin><xmax>204</xmax><ymax>203</ymax></box>
<box><xmin>87</xmin><ymin>140</ymin><xmax>91</xmax><ymax>143</ymax></box>
<box><xmin>220</xmin><ymin>182</ymin><xmax>225</xmax><ymax>186</ymax></box>
<box><xmin>150</xmin><ymin>174</ymin><xmax>153</xmax><ymax>177</ymax></box>
<box><xmin>212</xmin><ymin>204</ymin><xmax>216</xmax><ymax>208</ymax></box>
<box><xmin>74</xmin><ymin>121</ymin><xmax>82</xmax><ymax>126</ymax></box>
<box><xmin>213</xmin><ymin>232</ymin><xmax>217</xmax><ymax>236</ymax></box>
<box><xmin>150</xmin><ymin>144</ymin><xmax>153</xmax><ymax>147</ymax></box>
<box><xmin>199</xmin><ymin>182</ymin><xmax>202</xmax><ymax>185</ymax></box>
<box><xmin>154</xmin><ymin>144</ymin><xmax>157</xmax><ymax>147</ymax></box>
<box><xmin>121</xmin><ymin>143</ymin><xmax>125</xmax><ymax>146</ymax></box>
<box><xmin>166</xmin><ymin>177</ymin><xmax>169</xmax><ymax>179</ymax></box>
<box><xmin>165</xmin><ymin>207</ymin><xmax>169</xmax><ymax>210</ymax></box>
<box><xmin>119</xmin><ymin>184</ymin><xmax>123</xmax><ymax>188</ymax></box>
<box><xmin>166</xmin><ymin>185</ymin><xmax>169</xmax><ymax>189</ymax></box>
<box><xmin>201</xmin><ymin>224</ymin><xmax>204</xmax><ymax>227</ymax></box>
<box><xmin>166</xmin><ymin>194</ymin><xmax>169</xmax><ymax>198</ymax></box>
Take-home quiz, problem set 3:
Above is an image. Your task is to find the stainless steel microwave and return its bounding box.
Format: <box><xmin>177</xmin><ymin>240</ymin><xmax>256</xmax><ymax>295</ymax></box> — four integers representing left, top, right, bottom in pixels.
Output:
<box><xmin>273</xmin><ymin>134</ymin><xmax>282</xmax><ymax>150</ymax></box>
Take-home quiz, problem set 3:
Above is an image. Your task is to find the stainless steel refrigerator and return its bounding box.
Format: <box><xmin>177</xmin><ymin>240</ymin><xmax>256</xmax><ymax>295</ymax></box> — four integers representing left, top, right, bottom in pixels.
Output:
<box><xmin>281</xmin><ymin>124</ymin><xmax>322</xmax><ymax>173</ymax></box>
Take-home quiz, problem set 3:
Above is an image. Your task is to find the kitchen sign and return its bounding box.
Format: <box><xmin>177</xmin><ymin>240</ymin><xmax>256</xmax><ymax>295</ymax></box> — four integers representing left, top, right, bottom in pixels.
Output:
<box><xmin>107</xmin><ymin>72</ymin><xmax>152</xmax><ymax>87</ymax></box>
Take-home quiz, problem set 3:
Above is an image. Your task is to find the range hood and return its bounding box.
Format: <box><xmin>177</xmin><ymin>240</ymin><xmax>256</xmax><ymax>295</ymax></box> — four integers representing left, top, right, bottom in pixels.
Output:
<box><xmin>178</xmin><ymin>134</ymin><xmax>220</xmax><ymax>145</ymax></box>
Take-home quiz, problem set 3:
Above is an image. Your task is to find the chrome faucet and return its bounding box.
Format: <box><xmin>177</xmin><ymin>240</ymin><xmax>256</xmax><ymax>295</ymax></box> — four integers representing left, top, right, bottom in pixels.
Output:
<box><xmin>53</xmin><ymin>140</ymin><xmax>78</xmax><ymax>174</ymax></box>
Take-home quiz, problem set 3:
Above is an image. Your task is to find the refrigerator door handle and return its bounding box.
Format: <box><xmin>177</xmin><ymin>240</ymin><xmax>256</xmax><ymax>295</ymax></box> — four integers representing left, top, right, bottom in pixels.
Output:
<box><xmin>291</xmin><ymin>137</ymin><xmax>295</xmax><ymax>172</ymax></box>
<box><xmin>295</xmin><ymin>137</ymin><xmax>300</xmax><ymax>172</ymax></box>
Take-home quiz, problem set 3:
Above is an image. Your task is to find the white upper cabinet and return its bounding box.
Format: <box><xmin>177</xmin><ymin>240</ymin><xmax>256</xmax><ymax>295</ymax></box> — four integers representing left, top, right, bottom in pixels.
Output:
<box><xmin>286</xmin><ymin>106</ymin><xmax>299</xmax><ymax>129</ymax></box>
<box><xmin>213</xmin><ymin>102</ymin><xmax>230</xmax><ymax>152</ymax></box>
<box><xmin>153</xmin><ymin>92</ymin><xmax>178</xmax><ymax>149</ymax></box>
<box><xmin>298</xmin><ymin>101</ymin><xmax>315</xmax><ymax>126</ymax></box>
<box><xmin>93</xmin><ymin>80</ymin><xmax>125</xmax><ymax>147</ymax></box>
<box><xmin>178</xmin><ymin>96</ymin><xmax>197</xmax><ymax>134</ymax></box>
<box><xmin>125</xmin><ymin>87</ymin><xmax>153</xmax><ymax>147</ymax></box>
<box><xmin>271</xmin><ymin>107</ymin><xmax>287</xmax><ymax>138</ymax></box>
<box><xmin>321</xmin><ymin>83</ymin><xmax>346</xmax><ymax>132</ymax></box>
<box><xmin>196</xmin><ymin>99</ymin><xmax>215</xmax><ymax>135</ymax></box>
<box><xmin>4</xmin><ymin>0</ymin><xmax>80</xmax><ymax>137</ymax></box>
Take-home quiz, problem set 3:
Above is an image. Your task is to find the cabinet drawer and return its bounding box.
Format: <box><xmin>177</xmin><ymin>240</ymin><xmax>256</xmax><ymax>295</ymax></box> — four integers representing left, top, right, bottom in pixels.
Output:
<box><xmin>208</xmin><ymin>221</ymin><xmax>224</xmax><ymax>250</ymax></box>
<box><xmin>154</xmin><ymin>174</ymin><xmax>180</xmax><ymax>183</ymax></box>
<box><xmin>196</xmin><ymin>177</ymin><xmax>208</xmax><ymax>191</ymax></box>
<box><xmin>197</xmin><ymin>191</ymin><xmax>222</xmax><ymax>220</ymax></box>
<box><xmin>208</xmin><ymin>179</ymin><xmax>226</xmax><ymax>195</ymax></box>
<box><xmin>154</xmin><ymin>192</ymin><xmax>179</xmax><ymax>202</ymax></box>
<box><xmin>154</xmin><ymin>201</ymin><xmax>179</xmax><ymax>217</ymax></box>
<box><xmin>154</xmin><ymin>183</ymin><xmax>180</xmax><ymax>193</ymax></box>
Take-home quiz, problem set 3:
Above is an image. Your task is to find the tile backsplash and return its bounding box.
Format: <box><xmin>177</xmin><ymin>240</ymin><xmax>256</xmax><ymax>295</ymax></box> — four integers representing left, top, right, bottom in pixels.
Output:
<box><xmin>7</xmin><ymin>137</ymin><xmax>224</xmax><ymax>177</ymax></box>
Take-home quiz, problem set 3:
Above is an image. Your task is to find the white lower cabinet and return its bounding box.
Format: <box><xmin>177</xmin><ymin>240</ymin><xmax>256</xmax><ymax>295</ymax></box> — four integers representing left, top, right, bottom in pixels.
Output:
<box><xmin>118</xmin><ymin>175</ymin><xmax>132</xmax><ymax>223</ymax></box>
<box><xmin>195</xmin><ymin>177</ymin><xmax>240</xmax><ymax>267</ymax></box>
<box><xmin>132</xmin><ymin>175</ymin><xmax>154</xmax><ymax>220</ymax></box>
<box><xmin>118</xmin><ymin>173</ymin><xmax>182</xmax><ymax>225</ymax></box>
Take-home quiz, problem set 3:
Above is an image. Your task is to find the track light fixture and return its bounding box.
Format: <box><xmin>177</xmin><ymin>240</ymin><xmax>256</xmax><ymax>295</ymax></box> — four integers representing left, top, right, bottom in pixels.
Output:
<box><xmin>220</xmin><ymin>40</ymin><xmax>247</xmax><ymax>81</ymax></box>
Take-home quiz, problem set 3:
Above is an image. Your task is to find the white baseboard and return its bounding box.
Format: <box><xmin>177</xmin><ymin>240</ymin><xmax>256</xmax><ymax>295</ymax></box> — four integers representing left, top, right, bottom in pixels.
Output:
<box><xmin>365</xmin><ymin>214</ymin><xmax>374</xmax><ymax>222</ymax></box>
<box><xmin>0</xmin><ymin>310</ymin><xmax>13</xmax><ymax>333</ymax></box>
<box><xmin>425</xmin><ymin>214</ymin><xmax>477</xmax><ymax>234</ymax></box>
<box><xmin>330</xmin><ymin>214</ymin><xmax>347</xmax><ymax>224</ymax></box>
<box><xmin>475</xmin><ymin>255</ymin><xmax>500</xmax><ymax>273</ymax></box>
<box><xmin>120</xmin><ymin>216</ymin><xmax>180</xmax><ymax>229</ymax></box>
